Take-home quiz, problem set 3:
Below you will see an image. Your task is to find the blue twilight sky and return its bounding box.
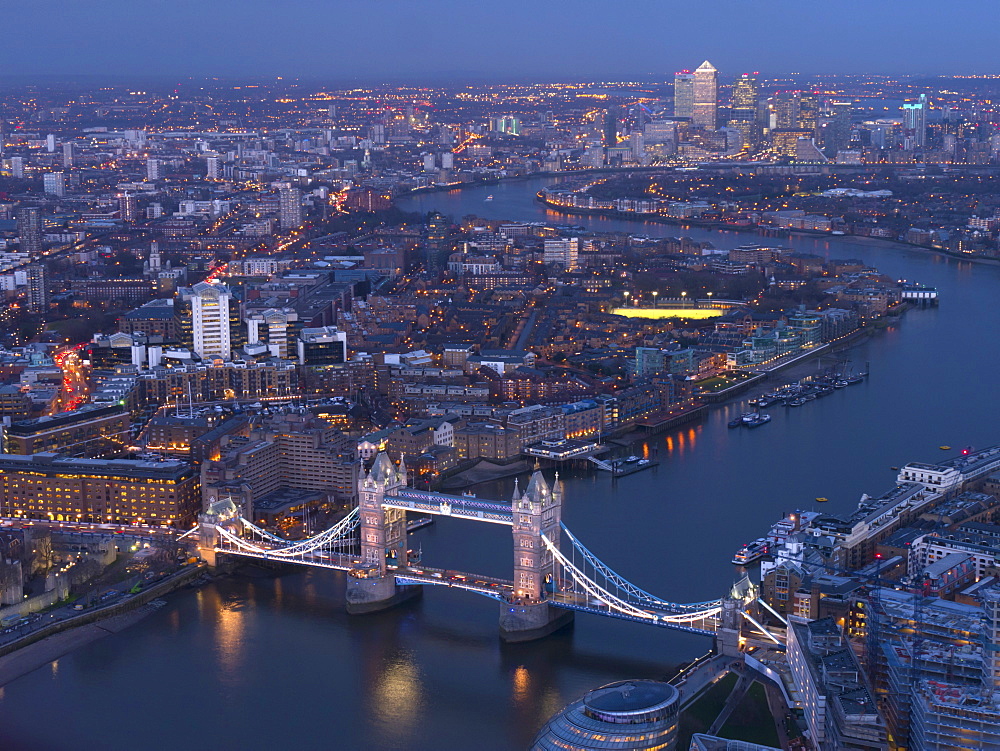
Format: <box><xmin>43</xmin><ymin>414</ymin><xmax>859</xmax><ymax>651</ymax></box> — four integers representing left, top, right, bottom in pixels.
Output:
<box><xmin>2</xmin><ymin>0</ymin><xmax>998</xmax><ymax>80</ymax></box>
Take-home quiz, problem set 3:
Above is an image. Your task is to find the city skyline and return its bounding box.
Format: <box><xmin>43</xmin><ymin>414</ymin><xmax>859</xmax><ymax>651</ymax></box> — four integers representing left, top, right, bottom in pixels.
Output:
<box><xmin>3</xmin><ymin>0</ymin><xmax>1000</xmax><ymax>79</ymax></box>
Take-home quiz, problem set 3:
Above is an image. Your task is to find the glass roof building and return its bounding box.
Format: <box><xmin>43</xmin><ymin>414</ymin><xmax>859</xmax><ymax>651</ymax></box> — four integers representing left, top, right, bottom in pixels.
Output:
<box><xmin>532</xmin><ymin>680</ymin><xmax>679</xmax><ymax>750</ymax></box>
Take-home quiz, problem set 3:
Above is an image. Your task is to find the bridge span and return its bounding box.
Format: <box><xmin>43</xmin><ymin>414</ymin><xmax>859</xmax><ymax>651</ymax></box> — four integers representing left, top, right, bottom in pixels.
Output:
<box><xmin>197</xmin><ymin>452</ymin><xmax>768</xmax><ymax>648</ymax></box>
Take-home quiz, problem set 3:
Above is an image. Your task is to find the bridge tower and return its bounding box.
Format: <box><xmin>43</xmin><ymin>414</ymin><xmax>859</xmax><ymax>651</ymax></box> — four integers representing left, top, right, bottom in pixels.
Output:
<box><xmin>347</xmin><ymin>452</ymin><xmax>421</xmax><ymax>614</ymax></box>
<box><xmin>500</xmin><ymin>470</ymin><xmax>574</xmax><ymax>642</ymax></box>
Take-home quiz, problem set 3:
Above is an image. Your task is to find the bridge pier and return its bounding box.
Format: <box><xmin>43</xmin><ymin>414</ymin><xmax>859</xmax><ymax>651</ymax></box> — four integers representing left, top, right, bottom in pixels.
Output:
<box><xmin>499</xmin><ymin>601</ymin><xmax>574</xmax><ymax>642</ymax></box>
<box><xmin>346</xmin><ymin>575</ymin><xmax>423</xmax><ymax>615</ymax></box>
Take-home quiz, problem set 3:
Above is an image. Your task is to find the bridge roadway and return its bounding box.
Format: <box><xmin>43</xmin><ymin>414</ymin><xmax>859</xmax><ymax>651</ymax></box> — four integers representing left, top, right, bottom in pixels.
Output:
<box><xmin>382</xmin><ymin>488</ymin><xmax>514</xmax><ymax>525</ymax></box>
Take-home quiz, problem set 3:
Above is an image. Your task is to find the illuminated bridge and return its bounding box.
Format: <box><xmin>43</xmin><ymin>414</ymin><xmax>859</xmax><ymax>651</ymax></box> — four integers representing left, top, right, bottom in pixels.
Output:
<box><xmin>197</xmin><ymin>453</ymin><xmax>768</xmax><ymax>646</ymax></box>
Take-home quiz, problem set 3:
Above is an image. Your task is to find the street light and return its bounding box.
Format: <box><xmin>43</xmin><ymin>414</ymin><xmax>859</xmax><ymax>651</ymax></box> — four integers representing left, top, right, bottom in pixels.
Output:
<box><xmin>652</xmin><ymin>291</ymin><xmax>658</xmax><ymax>307</ymax></box>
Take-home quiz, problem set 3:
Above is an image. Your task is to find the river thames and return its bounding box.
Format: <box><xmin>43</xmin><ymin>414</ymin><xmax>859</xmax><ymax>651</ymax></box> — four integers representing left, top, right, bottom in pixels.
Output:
<box><xmin>1</xmin><ymin>177</ymin><xmax>997</xmax><ymax>750</ymax></box>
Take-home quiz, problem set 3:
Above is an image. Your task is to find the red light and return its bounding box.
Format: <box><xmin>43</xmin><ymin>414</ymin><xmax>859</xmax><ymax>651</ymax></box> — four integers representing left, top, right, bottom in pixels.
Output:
<box><xmin>962</xmin><ymin>449</ymin><xmax>970</xmax><ymax>455</ymax></box>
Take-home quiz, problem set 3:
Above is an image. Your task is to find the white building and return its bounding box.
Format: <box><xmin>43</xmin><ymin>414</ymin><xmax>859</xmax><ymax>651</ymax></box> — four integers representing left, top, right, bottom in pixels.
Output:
<box><xmin>543</xmin><ymin>237</ymin><xmax>579</xmax><ymax>270</ymax></box>
<box><xmin>184</xmin><ymin>282</ymin><xmax>232</xmax><ymax>360</ymax></box>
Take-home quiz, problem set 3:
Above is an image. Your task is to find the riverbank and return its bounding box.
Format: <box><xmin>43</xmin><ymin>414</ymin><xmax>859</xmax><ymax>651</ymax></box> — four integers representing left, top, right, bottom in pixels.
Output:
<box><xmin>534</xmin><ymin>191</ymin><xmax>1000</xmax><ymax>268</ymax></box>
<box><xmin>0</xmin><ymin>563</ymin><xmax>203</xmax><ymax>686</ymax></box>
<box><xmin>0</xmin><ymin>602</ymin><xmax>165</xmax><ymax>687</ymax></box>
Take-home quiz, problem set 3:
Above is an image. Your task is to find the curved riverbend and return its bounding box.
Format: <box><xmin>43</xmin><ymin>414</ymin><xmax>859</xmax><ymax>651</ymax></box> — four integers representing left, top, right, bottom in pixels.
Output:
<box><xmin>0</xmin><ymin>177</ymin><xmax>995</xmax><ymax>751</ymax></box>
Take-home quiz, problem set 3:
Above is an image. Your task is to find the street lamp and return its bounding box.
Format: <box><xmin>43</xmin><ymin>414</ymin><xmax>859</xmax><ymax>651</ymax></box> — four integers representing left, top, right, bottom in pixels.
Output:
<box><xmin>623</xmin><ymin>291</ymin><xmax>630</xmax><ymax>307</ymax></box>
<box><xmin>652</xmin><ymin>291</ymin><xmax>658</xmax><ymax>307</ymax></box>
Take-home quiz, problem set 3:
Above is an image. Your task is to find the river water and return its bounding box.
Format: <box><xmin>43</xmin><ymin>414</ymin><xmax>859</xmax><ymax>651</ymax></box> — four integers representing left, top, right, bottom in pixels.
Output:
<box><xmin>1</xmin><ymin>177</ymin><xmax>997</xmax><ymax>751</ymax></box>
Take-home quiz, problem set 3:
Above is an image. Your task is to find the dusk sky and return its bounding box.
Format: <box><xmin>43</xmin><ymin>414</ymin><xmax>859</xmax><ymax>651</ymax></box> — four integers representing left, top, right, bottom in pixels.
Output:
<box><xmin>3</xmin><ymin>0</ymin><xmax>1000</xmax><ymax>80</ymax></box>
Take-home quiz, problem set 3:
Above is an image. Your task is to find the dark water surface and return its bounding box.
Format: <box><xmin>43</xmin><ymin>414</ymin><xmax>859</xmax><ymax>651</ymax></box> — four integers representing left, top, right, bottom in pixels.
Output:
<box><xmin>1</xmin><ymin>178</ymin><xmax>996</xmax><ymax>751</ymax></box>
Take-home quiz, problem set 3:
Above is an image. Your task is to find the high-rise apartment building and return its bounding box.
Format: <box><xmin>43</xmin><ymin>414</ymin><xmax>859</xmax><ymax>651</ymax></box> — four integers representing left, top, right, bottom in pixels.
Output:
<box><xmin>903</xmin><ymin>94</ymin><xmax>929</xmax><ymax>149</ymax></box>
<box><xmin>43</xmin><ymin>171</ymin><xmax>66</xmax><ymax>197</ymax></box>
<box><xmin>206</xmin><ymin>156</ymin><xmax>222</xmax><ymax>180</ymax></box>
<box><xmin>184</xmin><ymin>282</ymin><xmax>233</xmax><ymax>360</ymax></box>
<box><xmin>62</xmin><ymin>141</ymin><xmax>74</xmax><ymax>167</ymax></box>
<box><xmin>146</xmin><ymin>158</ymin><xmax>161</xmax><ymax>181</ymax></box>
<box><xmin>10</xmin><ymin>156</ymin><xmax>25</xmax><ymax>178</ymax></box>
<box><xmin>16</xmin><ymin>206</ymin><xmax>42</xmax><ymax>256</ymax></box>
<box><xmin>543</xmin><ymin>238</ymin><xmax>579</xmax><ymax>271</ymax></box>
<box><xmin>25</xmin><ymin>264</ymin><xmax>48</xmax><ymax>313</ymax></box>
<box><xmin>729</xmin><ymin>73</ymin><xmax>760</xmax><ymax>148</ymax></box>
<box><xmin>673</xmin><ymin>71</ymin><xmax>695</xmax><ymax>119</ymax></box>
<box><xmin>692</xmin><ymin>61</ymin><xmax>718</xmax><ymax>129</ymax></box>
<box><xmin>279</xmin><ymin>185</ymin><xmax>303</xmax><ymax>229</ymax></box>
<box><xmin>119</xmin><ymin>192</ymin><xmax>139</xmax><ymax>223</ymax></box>
<box><xmin>817</xmin><ymin>101</ymin><xmax>854</xmax><ymax>154</ymax></box>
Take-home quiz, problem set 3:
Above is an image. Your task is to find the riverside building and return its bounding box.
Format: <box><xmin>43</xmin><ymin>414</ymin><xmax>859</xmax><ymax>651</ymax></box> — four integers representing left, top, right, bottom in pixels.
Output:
<box><xmin>0</xmin><ymin>453</ymin><xmax>201</xmax><ymax>527</ymax></box>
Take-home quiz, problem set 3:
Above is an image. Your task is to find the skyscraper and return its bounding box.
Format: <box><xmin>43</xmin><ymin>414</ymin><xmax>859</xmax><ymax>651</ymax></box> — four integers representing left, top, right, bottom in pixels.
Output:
<box><xmin>818</xmin><ymin>101</ymin><xmax>854</xmax><ymax>155</ymax></box>
<box><xmin>62</xmin><ymin>141</ymin><xmax>74</xmax><ymax>168</ymax></box>
<box><xmin>903</xmin><ymin>94</ymin><xmax>929</xmax><ymax>149</ymax></box>
<box><xmin>673</xmin><ymin>71</ymin><xmax>695</xmax><ymax>120</ymax></box>
<box><xmin>728</xmin><ymin>73</ymin><xmax>760</xmax><ymax>149</ymax></box>
<box><xmin>206</xmin><ymin>156</ymin><xmax>222</xmax><ymax>180</ymax></box>
<box><xmin>119</xmin><ymin>192</ymin><xmax>139</xmax><ymax>223</ymax></box>
<box><xmin>279</xmin><ymin>185</ymin><xmax>304</xmax><ymax>229</ymax></box>
<box><xmin>798</xmin><ymin>94</ymin><xmax>820</xmax><ymax>133</ymax></box>
<box><xmin>692</xmin><ymin>61</ymin><xmax>718</xmax><ymax>129</ymax></box>
<box><xmin>185</xmin><ymin>282</ymin><xmax>233</xmax><ymax>360</ymax></box>
<box><xmin>25</xmin><ymin>265</ymin><xmax>48</xmax><ymax>314</ymax></box>
<box><xmin>16</xmin><ymin>206</ymin><xmax>42</xmax><ymax>256</ymax></box>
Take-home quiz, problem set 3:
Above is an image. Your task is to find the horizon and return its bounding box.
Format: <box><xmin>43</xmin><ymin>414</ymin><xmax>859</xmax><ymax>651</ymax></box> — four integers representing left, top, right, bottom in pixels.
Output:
<box><xmin>3</xmin><ymin>0</ymin><xmax>1000</xmax><ymax>79</ymax></box>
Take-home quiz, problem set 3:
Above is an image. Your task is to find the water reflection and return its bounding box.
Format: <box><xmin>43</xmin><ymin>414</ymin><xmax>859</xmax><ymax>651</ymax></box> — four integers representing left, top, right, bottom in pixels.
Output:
<box><xmin>371</xmin><ymin>651</ymin><xmax>424</xmax><ymax>746</ymax></box>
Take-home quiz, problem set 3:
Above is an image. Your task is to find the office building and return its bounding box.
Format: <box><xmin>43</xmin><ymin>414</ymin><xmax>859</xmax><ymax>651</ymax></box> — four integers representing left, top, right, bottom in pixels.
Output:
<box><xmin>183</xmin><ymin>282</ymin><xmax>233</xmax><ymax>360</ymax></box>
<box><xmin>673</xmin><ymin>71</ymin><xmax>695</xmax><ymax>119</ymax></box>
<box><xmin>279</xmin><ymin>184</ymin><xmax>303</xmax><ymax>229</ymax></box>
<box><xmin>692</xmin><ymin>60</ymin><xmax>718</xmax><ymax>129</ymax></box>
<box><xmin>297</xmin><ymin>326</ymin><xmax>348</xmax><ymax>365</ymax></box>
<box><xmin>16</xmin><ymin>206</ymin><xmax>43</xmax><ymax>255</ymax></box>
<box><xmin>729</xmin><ymin>73</ymin><xmax>760</xmax><ymax>148</ymax></box>
<box><xmin>0</xmin><ymin>452</ymin><xmax>201</xmax><ymax>527</ymax></box>
<box><xmin>786</xmin><ymin>617</ymin><xmax>888</xmax><ymax>749</ymax></box>
<box><xmin>43</xmin><ymin>171</ymin><xmax>65</xmax><ymax>198</ymax></box>
<box><xmin>532</xmin><ymin>680</ymin><xmax>679</xmax><ymax>750</ymax></box>
<box><xmin>3</xmin><ymin>405</ymin><xmax>129</xmax><ymax>458</ymax></box>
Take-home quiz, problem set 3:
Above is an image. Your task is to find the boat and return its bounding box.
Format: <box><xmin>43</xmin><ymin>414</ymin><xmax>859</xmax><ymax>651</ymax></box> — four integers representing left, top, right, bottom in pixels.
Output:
<box><xmin>638</xmin><ymin>459</ymin><xmax>650</xmax><ymax>465</ymax></box>
<box><xmin>834</xmin><ymin>380</ymin><xmax>848</xmax><ymax>388</ymax></box>
<box><xmin>728</xmin><ymin>417</ymin><xmax>745</xmax><ymax>428</ymax></box>
<box><xmin>732</xmin><ymin>538</ymin><xmax>770</xmax><ymax>566</ymax></box>
<box><xmin>743</xmin><ymin>413</ymin><xmax>771</xmax><ymax>428</ymax></box>
<box><xmin>485</xmin><ymin>195</ymin><xmax>494</xmax><ymax>201</ymax></box>
<box><xmin>815</xmin><ymin>497</ymin><xmax>829</xmax><ymax>503</ymax></box>
<box><xmin>940</xmin><ymin>446</ymin><xmax>951</xmax><ymax>451</ymax></box>
<box><xmin>845</xmin><ymin>375</ymin><xmax>864</xmax><ymax>385</ymax></box>
<box><xmin>804</xmin><ymin>393</ymin><xmax>817</xmax><ymax>401</ymax></box>
<box><xmin>786</xmin><ymin>397</ymin><xmax>806</xmax><ymax>407</ymax></box>
<box><xmin>625</xmin><ymin>455</ymin><xmax>641</xmax><ymax>463</ymax></box>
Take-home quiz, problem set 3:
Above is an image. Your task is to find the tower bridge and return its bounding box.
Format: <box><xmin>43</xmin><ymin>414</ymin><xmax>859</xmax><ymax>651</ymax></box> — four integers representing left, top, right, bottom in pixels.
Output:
<box><xmin>197</xmin><ymin>452</ymin><xmax>766</xmax><ymax>649</ymax></box>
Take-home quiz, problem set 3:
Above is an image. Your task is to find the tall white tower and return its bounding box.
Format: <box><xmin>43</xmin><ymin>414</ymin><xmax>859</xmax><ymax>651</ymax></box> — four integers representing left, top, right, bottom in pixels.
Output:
<box><xmin>188</xmin><ymin>282</ymin><xmax>232</xmax><ymax>360</ymax></box>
